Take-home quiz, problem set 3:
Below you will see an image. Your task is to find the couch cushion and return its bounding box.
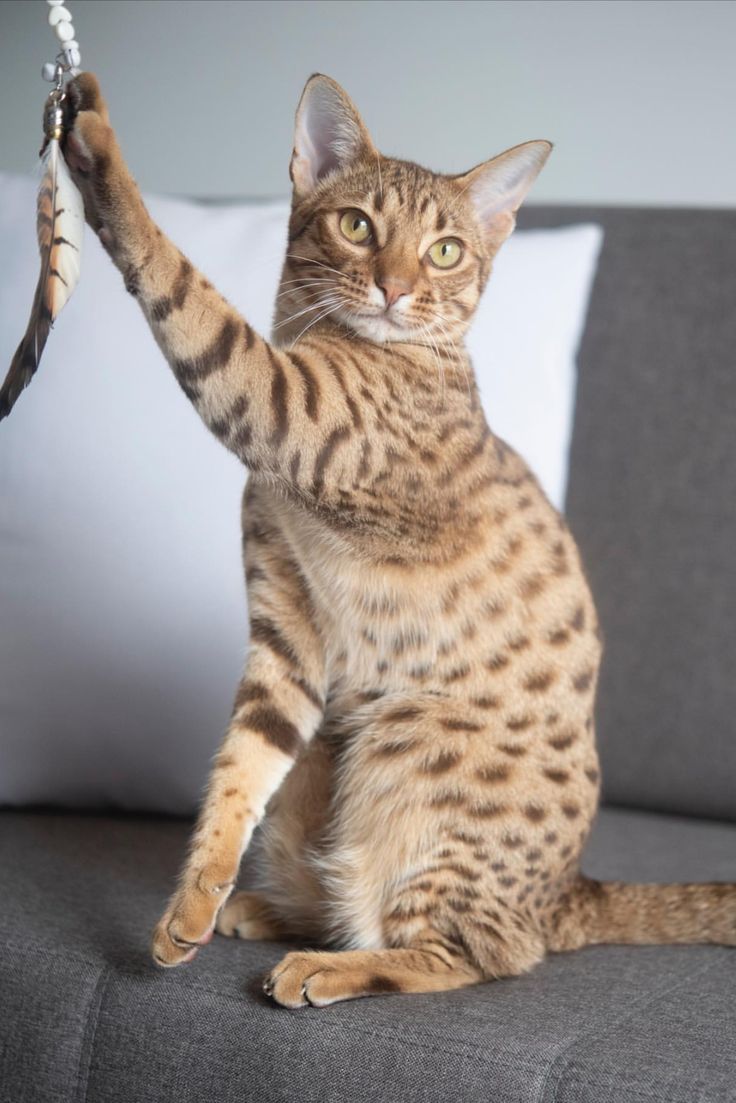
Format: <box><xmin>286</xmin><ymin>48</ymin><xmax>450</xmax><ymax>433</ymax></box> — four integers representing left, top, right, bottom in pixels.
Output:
<box><xmin>519</xmin><ymin>205</ymin><xmax>736</xmax><ymax>822</ymax></box>
<box><xmin>1</xmin><ymin>806</ymin><xmax>734</xmax><ymax>1103</ymax></box>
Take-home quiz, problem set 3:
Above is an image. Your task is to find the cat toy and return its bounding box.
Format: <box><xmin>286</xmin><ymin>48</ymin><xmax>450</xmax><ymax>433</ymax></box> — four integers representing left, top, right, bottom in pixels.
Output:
<box><xmin>0</xmin><ymin>0</ymin><xmax>85</xmax><ymax>420</ymax></box>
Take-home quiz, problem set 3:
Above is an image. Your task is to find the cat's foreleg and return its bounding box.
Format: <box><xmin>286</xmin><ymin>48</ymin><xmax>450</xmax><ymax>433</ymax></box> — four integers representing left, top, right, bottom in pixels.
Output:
<box><xmin>65</xmin><ymin>74</ymin><xmax>374</xmax><ymax>500</ymax></box>
<box><xmin>152</xmin><ymin>609</ymin><xmax>326</xmax><ymax>967</ymax></box>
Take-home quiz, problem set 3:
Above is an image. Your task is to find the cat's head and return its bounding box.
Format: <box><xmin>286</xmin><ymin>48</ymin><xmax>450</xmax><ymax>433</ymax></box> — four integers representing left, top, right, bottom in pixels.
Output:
<box><xmin>278</xmin><ymin>74</ymin><xmax>550</xmax><ymax>347</ymax></box>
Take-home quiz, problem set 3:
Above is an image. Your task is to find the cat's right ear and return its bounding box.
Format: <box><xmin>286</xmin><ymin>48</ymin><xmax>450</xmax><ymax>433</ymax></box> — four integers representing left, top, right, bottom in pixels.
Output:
<box><xmin>291</xmin><ymin>74</ymin><xmax>375</xmax><ymax>198</ymax></box>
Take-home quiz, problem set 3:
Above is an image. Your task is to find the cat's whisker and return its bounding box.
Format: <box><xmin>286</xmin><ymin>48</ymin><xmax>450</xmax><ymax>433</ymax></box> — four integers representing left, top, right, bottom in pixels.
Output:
<box><xmin>285</xmin><ymin>254</ymin><xmax>345</xmax><ymax>278</ymax></box>
<box><xmin>430</xmin><ymin>310</ymin><xmax>472</xmax><ymax>399</ymax></box>
<box><xmin>273</xmin><ymin>294</ymin><xmax>343</xmax><ymax>331</ymax></box>
<box><xmin>278</xmin><ymin>277</ymin><xmax>336</xmax><ymax>287</ymax></box>
<box><xmin>419</xmin><ymin>320</ymin><xmax>446</xmax><ymax>407</ymax></box>
<box><xmin>291</xmin><ymin>298</ymin><xmax>346</xmax><ymax>344</ymax></box>
<box><xmin>275</xmin><ymin>280</ymin><xmax>337</xmax><ymax>302</ymax></box>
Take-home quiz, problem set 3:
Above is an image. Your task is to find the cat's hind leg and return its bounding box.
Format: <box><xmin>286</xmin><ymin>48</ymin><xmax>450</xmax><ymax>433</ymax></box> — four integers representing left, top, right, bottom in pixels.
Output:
<box><xmin>264</xmin><ymin>694</ymin><xmax>549</xmax><ymax>1007</ymax></box>
<box><xmin>216</xmin><ymin>892</ymin><xmax>287</xmax><ymax>941</ymax></box>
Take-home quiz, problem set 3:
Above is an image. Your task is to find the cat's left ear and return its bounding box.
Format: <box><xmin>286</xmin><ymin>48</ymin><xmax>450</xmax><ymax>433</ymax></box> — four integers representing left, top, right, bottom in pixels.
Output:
<box><xmin>291</xmin><ymin>74</ymin><xmax>375</xmax><ymax>198</ymax></box>
<box><xmin>455</xmin><ymin>140</ymin><xmax>552</xmax><ymax>248</ymax></box>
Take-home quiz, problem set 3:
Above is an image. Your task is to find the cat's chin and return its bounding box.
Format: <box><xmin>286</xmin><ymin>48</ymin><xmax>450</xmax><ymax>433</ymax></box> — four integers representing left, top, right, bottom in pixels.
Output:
<box><xmin>344</xmin><ymin>311</ymin><xmax>417</xmax><ymax>345</ymax></box>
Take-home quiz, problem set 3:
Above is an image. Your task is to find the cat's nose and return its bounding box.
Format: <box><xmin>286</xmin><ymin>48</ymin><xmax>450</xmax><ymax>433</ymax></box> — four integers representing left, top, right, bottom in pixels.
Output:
<box><xmin>377</xmin><ymin>278</ymin><xmax>412</xmax><ymax>309</ymax></box>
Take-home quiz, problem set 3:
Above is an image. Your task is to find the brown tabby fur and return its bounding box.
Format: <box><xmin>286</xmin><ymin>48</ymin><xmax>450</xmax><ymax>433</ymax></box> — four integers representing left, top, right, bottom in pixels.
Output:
<box><xmin>63</xmin><ymin>72</ymin><xmax>736</xmax><ymax>1008</ymax></box>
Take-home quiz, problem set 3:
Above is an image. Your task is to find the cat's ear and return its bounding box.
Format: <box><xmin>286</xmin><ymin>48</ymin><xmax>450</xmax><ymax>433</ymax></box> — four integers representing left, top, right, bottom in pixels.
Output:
<box><xmin>291</xmin><ymin>74</ymin><xmax>375</xmax><ymax>197</ymax></box>
<box><xmin>455</xmin><ymin>141</ymin><xmax>552</xmax><ymax>247</ymax></box>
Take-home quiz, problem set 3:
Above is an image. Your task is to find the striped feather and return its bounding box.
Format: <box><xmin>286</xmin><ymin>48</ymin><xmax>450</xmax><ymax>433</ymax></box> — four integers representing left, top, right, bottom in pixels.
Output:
<box><xmin>0</xmin><ymin>139</ymin><xmax>84</xmax><ymax>420</ymax></box>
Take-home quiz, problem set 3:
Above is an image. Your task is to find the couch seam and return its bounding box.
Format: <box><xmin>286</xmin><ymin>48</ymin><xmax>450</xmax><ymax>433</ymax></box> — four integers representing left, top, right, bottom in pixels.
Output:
<box><xmin>73</xmin><ymin>965</ymin><xmax>113</xmax><ymax>1103</ymax></box>
<box><xmin>535</xmin><ymin>956</ymin><xmax>722</xmax><ymax>1103</ymax></box>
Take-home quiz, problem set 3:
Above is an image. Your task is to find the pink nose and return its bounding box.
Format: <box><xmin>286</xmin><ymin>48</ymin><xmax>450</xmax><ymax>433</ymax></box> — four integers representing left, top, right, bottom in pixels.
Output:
<box><xmin>377</xmin><ymin>279</ymin><xmax>411</xmax><ymax>308</ymax></box>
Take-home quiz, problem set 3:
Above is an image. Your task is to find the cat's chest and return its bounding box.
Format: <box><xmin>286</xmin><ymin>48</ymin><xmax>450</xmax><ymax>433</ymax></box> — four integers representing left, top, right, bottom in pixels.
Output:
<box><xmin>268</xmin><ymin>493</ymin><xmax>443</xmax><ymax>684</ymax></box>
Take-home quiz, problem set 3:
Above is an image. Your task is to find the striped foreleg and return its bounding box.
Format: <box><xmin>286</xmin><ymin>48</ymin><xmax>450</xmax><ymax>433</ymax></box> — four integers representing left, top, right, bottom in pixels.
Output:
<box><xmin>66</xmin><ymin>74</ymin><xmax>374</xmax><ymax>501</ymax></box>
<box><xmin>152</xmin><ymin>621</ymin><xmax>326</xmax><ymax>967</ymax></box>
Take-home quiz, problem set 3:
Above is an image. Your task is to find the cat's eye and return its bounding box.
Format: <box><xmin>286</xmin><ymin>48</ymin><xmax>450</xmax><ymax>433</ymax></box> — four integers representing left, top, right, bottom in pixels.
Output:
<box><xmin>339</xmin><ymin>209</ymin><xmax>373</xmax><ymax>245</ymax></box>
<box><xmin>427</xmin><ymin>238</ymin><xmax>463</xmax><ymax>269</ymax></box>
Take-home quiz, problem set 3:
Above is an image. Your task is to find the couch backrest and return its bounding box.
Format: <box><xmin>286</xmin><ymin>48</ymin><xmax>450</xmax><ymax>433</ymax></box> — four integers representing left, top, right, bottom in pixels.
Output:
<box><xmin>519</xmin><ymin>205</ymin><xmax>736</xmax><ymax>822</ymax></box>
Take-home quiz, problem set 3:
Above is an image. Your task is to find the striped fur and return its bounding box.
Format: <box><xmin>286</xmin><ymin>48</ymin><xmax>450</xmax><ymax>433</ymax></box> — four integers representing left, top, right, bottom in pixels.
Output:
<box><xmin>64</xmin><ymin>73</ymin><xmax>736</xmax><ymax>1006</ymax></box>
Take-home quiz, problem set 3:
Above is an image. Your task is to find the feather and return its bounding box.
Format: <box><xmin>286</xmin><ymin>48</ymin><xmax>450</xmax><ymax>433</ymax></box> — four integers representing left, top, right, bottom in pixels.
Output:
<box><xmin>0</xmin><ymin>136</ymin><xmax>84</xmax><ymax>420</ymax></box>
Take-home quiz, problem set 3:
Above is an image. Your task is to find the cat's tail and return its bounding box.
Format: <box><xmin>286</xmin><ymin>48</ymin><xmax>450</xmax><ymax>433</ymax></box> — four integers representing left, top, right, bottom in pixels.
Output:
<box><xmin>548</xmin><ymin>875</ymin><xmax>736</xmax><ymax>950</ymax></box>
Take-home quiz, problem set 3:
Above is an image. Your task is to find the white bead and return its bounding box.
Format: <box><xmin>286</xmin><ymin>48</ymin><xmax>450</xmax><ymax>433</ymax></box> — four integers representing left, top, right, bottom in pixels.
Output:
<box><xmin>63</xmin><ymin>46</ymin><xmax>81</xmax><ymax>68</ymax></box>
<box><xmin>65</xmin><ymin>39</ymin><xmax>79</xmax><ymax>50</ymax></box>
<box><xmin>48</xmin><ymin>5</ymin><xmax>72</xmax><ymax>26</ymax></box>
<box><xmin>55</xmin><ymin>21</ymin><xmax>75</xmax><ymax>42</ymax></box>
<box><xmin>47</xmin><ymin>0</ymin><xmax>65</xmax><ymax>6</ymax></box>
<box><xmin>42</xmin><ymin>62</ymin><xmax>58</xmax><ymax>82</ymax></box>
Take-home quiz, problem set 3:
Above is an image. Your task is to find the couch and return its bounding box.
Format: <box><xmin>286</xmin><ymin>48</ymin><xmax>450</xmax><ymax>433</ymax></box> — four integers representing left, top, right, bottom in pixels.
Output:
<box><xmin>2</xmin><ymin>204</ymin><xmax>735</xmax><ymax>1103</ymax></box>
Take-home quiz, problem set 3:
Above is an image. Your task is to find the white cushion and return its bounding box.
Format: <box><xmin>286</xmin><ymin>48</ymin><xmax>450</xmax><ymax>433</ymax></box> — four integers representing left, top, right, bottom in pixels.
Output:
<box><xmin>0</xmin><ymin>171</ymin><xmax>602</xmax><ymax>812</ymax></box>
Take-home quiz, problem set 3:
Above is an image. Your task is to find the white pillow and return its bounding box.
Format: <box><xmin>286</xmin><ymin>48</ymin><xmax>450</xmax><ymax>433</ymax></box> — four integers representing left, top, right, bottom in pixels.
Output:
<box><xmin>0</xmin><ymin>171</ymin><xmax>602</xmax><ymax>812</ymax></box>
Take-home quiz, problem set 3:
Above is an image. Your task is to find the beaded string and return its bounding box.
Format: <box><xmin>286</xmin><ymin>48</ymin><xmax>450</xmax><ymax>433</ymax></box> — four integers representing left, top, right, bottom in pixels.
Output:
<box><xmin>42</xmin><ymin>0</ymin><xmax>82</xmax><ymax>84</ymax></box>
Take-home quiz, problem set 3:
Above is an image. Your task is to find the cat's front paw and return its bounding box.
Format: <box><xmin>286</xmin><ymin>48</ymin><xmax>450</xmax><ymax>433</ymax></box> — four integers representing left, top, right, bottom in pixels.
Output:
<box><xmin>152</xmin><ymin>866</ymin><xmax>236</xmax><ymax>967</ymax></box>
<box><xmin>63</xmin><ymin>73</ymin><xmax>143</xmax><ymax>248</ymax></box>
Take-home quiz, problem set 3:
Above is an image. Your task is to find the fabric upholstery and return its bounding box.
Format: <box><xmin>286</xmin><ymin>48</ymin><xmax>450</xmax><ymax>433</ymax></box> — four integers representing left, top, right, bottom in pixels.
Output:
<box><xmin>520</xmin><ymin>205</ymin><xmax>736</xmax><ymax>822</ymax></box>
<box><xmin>1</xmin><ymin>806</ymin><xmax>734</xmax><ymax>1103</ymax></box>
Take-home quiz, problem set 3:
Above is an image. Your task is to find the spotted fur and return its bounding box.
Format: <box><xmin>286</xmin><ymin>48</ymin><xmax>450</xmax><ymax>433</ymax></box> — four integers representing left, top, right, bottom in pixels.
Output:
<box><xmin>64</xmin><ymin>72</ymin><xmax>736</xmax><ymax>1007</ymax></box>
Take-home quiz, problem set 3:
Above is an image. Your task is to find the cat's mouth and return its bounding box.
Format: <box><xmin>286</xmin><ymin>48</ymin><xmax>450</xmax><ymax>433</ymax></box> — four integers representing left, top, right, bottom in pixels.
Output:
<box><xmin>350</xmin><ymin>307</ymin><xmax>412</xmax><ymax>333</ymax></box>
<box><xmin>346</xmin><ymin>310</ymin><xmax>415</xmax><ymax>343</ymax></box>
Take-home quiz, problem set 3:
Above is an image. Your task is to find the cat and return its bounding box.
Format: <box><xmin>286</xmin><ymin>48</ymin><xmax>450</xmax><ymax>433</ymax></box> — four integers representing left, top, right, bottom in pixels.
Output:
<box><xmin>64</xmin><ymin>72</ymin><xmax>735</xmax><ymax>1008</ymax></box>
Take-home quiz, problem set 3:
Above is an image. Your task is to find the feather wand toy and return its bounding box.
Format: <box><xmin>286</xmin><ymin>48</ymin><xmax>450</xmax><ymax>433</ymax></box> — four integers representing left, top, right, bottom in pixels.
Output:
<box><xmin>0</xmin><ymin>0</ymin><xmax>85</xmax><ymax>420</ymax></box>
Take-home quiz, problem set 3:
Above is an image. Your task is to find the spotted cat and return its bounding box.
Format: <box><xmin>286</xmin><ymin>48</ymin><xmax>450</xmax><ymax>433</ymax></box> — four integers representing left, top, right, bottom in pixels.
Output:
<box><xmin>64</xmin><ymin>72</ymin><xmax>736</xmax><ymax>1008</ymax></box>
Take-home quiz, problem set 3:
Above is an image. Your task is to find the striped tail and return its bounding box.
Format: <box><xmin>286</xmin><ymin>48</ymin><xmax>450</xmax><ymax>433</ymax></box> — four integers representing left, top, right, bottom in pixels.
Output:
<box><xmin>549</xmin><ymin>876</ymin><xmax>736</xmax><ymax>950</ymax></box>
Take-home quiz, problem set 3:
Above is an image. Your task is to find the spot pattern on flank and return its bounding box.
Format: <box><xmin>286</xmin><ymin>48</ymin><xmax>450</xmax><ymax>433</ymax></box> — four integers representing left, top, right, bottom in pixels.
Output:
<box><xmin>499</xmin><ymin>743</ymin><xmax>527</xmax><ymax>758</ymax></box>
<box><xmin>429</xmin><ymin>790</ymin><xmax>465</xmax><ymax>809</ymax></box>
<box><xmin>486</xmin><ymin>652</ymin><xmax>510</xmax><ymax>673</ymax></box>
<box><xmin>422</xmin><ymin>749</ymin><xmax>463</xmax><ymax>775</ymax></box>
<box><xmin>570</xmin><ymin>606</ymin><xmax>586</xmax><ymax>632</ymax></box>
<box><xmin>441</xmin><ymin>718</ymin><xmax>484</xmax><ymax>733</ymax></box>
<box><xmin>373</xmin><ymin>739</ymin><xmax>418</xmax><ymax>758</ymax></box>
<box><xmin>524</xmin><ymin>670</ymin><xmax>556</xmax><ymax>693</ymax></box>
<box><xmin>469</xmin><ymin>802</ymin><xmax>508</xmax><ymax>820</ymax></box>
<box><xmin>523</xmin><ymin>804</ymin><xmax>547</xmax><ymax>823</ymax></box>
<box><xmin>506</xmin><ymin>716</ymin><xmax>533</xmax><ymax>732</ymax></box>
<box><xmin>573</xmin><ymin>669</ymin><xmax>594</xmax><ymax>692</ymax></box>
<box><xmin>543</xmin><ymin>768</ymin><xmax>569</xmax><ymax>785</ymax></box>
<box><xmin>472</xmin><ymin>696</ymin><xmax>501</xmax><ymax>710</ymax></box>
<box><xmin>548</xmin><ymin>731</ymin><xmax>577</xmax><ymax>751</ymax></box>
<box><xmin>476</xmin><ymin>764</ymin><xmax>512</xmax><ymax>784</ymax></box>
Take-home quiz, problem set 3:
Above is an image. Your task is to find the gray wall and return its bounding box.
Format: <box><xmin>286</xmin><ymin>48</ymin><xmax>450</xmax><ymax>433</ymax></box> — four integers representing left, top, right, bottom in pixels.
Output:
<box><xmin>0</xmin><ymin>0</ymin><xmax>734</xmax><ymax>205</ymax></box>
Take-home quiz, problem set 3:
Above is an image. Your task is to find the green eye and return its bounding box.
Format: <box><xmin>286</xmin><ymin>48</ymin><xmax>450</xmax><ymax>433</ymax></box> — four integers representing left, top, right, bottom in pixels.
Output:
<box><xmin>428</xmin><ymin>238</ymin><xmax>463</xmax><ymax>269</ymax></box>
<box><xmin>340</xmin><ymin>209</ymin><xmax>373</xmax><ymax>244</ymax></box>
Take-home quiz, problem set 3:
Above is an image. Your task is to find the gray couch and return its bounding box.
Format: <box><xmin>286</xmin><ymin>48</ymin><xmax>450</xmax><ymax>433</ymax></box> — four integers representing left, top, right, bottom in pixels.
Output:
<box><xmin>2</xmin><ymin>205</ymin><xmax>735</xmax><ymax>1103</ymax></box>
